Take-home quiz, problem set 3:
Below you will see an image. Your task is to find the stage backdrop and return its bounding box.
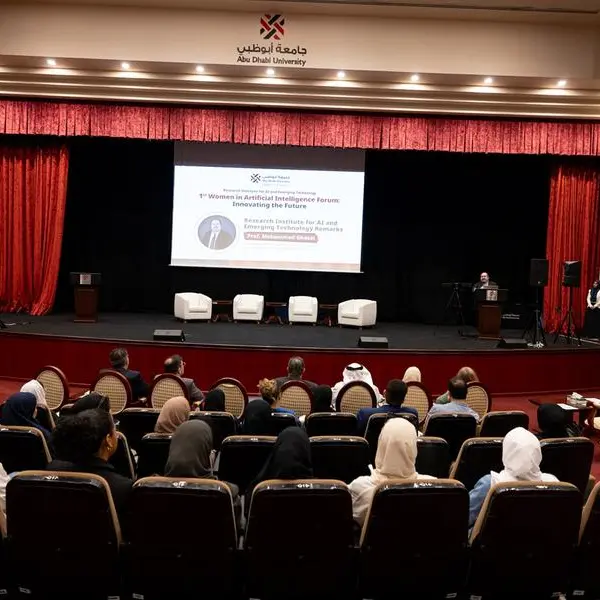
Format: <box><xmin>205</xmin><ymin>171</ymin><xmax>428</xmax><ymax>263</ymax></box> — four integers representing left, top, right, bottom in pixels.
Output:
<box><xmin>53</xmin><ymin>138</ymin><xmax>551</xmax><ymax>324</ymax></box>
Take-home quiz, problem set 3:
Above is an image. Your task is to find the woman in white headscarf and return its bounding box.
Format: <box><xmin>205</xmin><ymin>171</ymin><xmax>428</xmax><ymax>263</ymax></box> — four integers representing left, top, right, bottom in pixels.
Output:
<box><xmin>331</xmin><ymin>363</ymin><xmax>383</xmax><ymax>409</ymax></box>
<box><xmin>20</xmin><ymin>380</ymin><xmax>47</xmax><ymax>408</ymax></box>
<box><xmin>348</xmin><ymin>418</ymin><xmax>435</xmax><ymax>526</ymax></box>
<box><xmin>468</xmin><ymin>427</ymin><xmax>558</xmax><ymax>528</ymax></box>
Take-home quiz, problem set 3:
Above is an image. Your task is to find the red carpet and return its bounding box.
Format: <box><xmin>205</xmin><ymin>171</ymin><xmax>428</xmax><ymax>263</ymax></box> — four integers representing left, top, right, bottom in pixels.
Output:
<box><xmin>2</xmin><ymin>377</ymin><xmax>599</xmax><ymax>479</ymax></box>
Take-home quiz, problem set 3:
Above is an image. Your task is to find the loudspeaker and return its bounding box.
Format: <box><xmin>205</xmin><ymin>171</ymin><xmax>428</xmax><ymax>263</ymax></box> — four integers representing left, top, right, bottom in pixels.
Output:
<box><xmin>496</xmin><ymin>337</ymin><xmax>528</xmax><ymax>349</ymax></box>
<box><xmin>562</xmin><ymin>260</ymin><xmax>581</xmax><ymax>288</ymax></box>
<box><xmin>529</xmin><ymin>258</ymin><xmax>549</xmax><ymax>287</ymax></box>
<box><xmin>358</xmin><ymin>336</ymin><xmax>389</xmax><ymax>349</ymax></box>
<box><xmin>153</xmin><ymin>329</ymin><xmax>185</xmax><ymax>342</ymax></box>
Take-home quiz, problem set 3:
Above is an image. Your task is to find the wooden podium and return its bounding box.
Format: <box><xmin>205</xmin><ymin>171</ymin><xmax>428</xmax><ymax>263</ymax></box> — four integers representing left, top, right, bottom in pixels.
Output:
<box><xmin>70</xmin><ymin>272</ymin><xmax>101</xmax><ymax>323</ymax></box>
<box><xmin>475</xmin><ymin>288</ymin><xmax>507</xmax><ymax>340</ymax></box>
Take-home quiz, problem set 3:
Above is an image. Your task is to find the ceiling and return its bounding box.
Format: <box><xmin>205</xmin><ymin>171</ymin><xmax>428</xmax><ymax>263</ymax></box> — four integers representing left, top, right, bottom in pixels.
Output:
<box><xmin>8</xmin><ymin>0</ymin><xmax>600</xmax><ymax>22</ymax></box>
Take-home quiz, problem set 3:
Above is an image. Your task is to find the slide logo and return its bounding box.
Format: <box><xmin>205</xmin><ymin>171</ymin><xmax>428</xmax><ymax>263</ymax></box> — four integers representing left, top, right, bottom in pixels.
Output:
<box><xmin>251</xmin><ymin>173</ymin><xmax>261</xmax><ymax>183</ymax></box>
<box><xmin>260</xmin><ymin>14</ymin><xmax>285</xmax><ymax>40</ymax></box>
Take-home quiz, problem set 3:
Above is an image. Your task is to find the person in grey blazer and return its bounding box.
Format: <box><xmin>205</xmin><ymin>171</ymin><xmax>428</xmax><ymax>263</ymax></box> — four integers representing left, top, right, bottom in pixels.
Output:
<box><xmin>163</xmin><ymin>354</ymin><xmax>204</xmax><ymax>403</ymax></box>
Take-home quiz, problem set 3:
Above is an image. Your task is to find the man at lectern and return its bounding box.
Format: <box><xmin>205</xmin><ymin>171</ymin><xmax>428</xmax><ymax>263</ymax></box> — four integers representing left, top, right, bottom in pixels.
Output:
<box><xmin>472</xmin><ymin>272</ymin><xmax>498</xmax><ymax>293</ymax></box>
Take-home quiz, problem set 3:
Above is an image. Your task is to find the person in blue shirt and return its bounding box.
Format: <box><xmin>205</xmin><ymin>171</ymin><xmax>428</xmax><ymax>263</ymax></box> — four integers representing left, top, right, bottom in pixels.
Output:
<box><xmin>357</xmin><ymin>379</ymin><xmax>418</xmax><ymax>435</ymax></box>
<box><xmin>468</xmin><ymin>427</ymin><xmax>558</xmax><ymax>530</ymax></box>
<box><xmin>258</xmin><ymin>378</ymin><xmax>296</xmax><ymax>416</ymax></box>
<box><xmin>427</xmin><ymin>377</ymin><xmax>480</xmax><ymax>422</ymax></box>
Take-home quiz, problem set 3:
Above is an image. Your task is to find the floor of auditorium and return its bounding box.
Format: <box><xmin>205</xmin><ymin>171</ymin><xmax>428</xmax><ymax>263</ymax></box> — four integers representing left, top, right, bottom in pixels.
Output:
<box><xmin>1</xmin><ymin>311</ymin><xmax>596</xmax><ymax>350</ymax></box>
<box><xmin>1</xmin><ymin>378</ymin><xmax>599</xmax><ymax>480</ymax></box>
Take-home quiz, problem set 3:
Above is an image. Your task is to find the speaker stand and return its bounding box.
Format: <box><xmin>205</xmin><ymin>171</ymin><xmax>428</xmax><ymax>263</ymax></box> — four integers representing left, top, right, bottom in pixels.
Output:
<box><xmin>522</xmin><ymin>287</ymin><xmax>546</xmax><ymax>348</ymax></box>
<box><xmin>553</xmin><ymin>287</ymin><xmax>581</xmax><ymax>346</ymax></box>
<box><xmin>0</xmin><ymin>318</ymin><xmax>6</xmax><ymax>329</ymax></box>
<box><xmin>436</xmin><ymin>284</ymin><xmax>467</xmax><ymax>337</ymax></box>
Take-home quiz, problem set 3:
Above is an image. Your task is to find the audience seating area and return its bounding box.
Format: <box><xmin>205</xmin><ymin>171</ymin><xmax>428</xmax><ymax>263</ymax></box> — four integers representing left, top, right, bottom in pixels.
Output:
<box><xmin>1</xmin><ymin>365</ymin><xmax>600</xmax><ymax>598</ymax></box>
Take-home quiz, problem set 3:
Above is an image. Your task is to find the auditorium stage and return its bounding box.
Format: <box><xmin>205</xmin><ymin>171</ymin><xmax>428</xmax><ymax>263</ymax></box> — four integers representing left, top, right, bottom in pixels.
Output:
<box><xmin>1</xmin><ymin>312</ymin><xmax>599</xmax><ymax>397</ymax></box>
<box><xmin>2</xmin><ymin>311</ymin><xmax>599</xmax><ymax>351</ymax></box>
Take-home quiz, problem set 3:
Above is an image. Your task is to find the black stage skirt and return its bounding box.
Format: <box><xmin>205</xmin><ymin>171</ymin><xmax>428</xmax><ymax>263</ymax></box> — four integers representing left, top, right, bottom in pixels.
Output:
<box><xmin>583</xmin><ymin>308</ymin><xmax>600</xmax><ymax>338</ymax></box>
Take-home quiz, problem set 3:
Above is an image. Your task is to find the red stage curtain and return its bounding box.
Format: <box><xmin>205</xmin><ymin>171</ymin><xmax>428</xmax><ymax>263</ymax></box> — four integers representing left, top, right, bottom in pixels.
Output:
<box><xmin>1</xmin><ymin>99</ymin><xmax>600</xmax><ymax>155</ymax></box>
<box><xmin>544</xmin><ymin>164</ymin><xmax>600</xmax><ymax>332</ymax></box>
<box><xmin>0</xmin><ymin>145</ymin><xmax>69</xmax><ymax>315</ymax></box>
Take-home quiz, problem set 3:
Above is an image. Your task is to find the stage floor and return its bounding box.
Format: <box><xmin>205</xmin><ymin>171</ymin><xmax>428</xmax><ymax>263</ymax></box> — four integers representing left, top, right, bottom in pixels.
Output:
<box><xmin>0</xmin><ymin>312</ymin><xmax>594</xmax><ymax>351</ymax></box>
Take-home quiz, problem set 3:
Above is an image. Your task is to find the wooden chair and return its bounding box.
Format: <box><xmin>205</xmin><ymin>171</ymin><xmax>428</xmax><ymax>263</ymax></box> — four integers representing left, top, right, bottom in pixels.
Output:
<box><xmin>403</xmin><ymin>381</ymin><xmax>432</xmax><ymax>425</ymax></box>
<box><xmin>149</xmin><ymin>373</ymin><xmax>189</xmax><ymax>410</ymax></box>
<box><xmin>36</xmin><ymin>365</ymin><xmax>69</xmax><ymax>412</ymax></box>
<box><xmin>210</xmin><ymin>378</ymin><xmax>248</xmax><ymax>418</ymax></box>
<box><xmin>91</xmin><ymin>370</ymin><xmax>132</xmax><ymax>415</ymax></box>
<box><xmin>336</xmin><ymin>381</ymin><xmax>376</xmax><ymax>413</ymax></box>
<box><xmin>279</xmin><ymin>380</ymin><xmax>313</xmax><ymax>416</ymax></box>
<box><xmin>466</xmin><ymin>381</ymin><xmax>491</xmax><ymax>419</ymax></box>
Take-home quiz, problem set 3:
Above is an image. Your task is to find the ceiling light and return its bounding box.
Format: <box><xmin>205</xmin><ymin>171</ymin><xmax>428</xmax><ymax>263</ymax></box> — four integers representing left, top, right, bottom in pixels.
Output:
<box><xmin>337</xmin><ymin>70</ymin><xmax>345</xmax><ymax>79</ymax></box>
<box><xmin>557</xmin><ymin>79</ymin><xmax>567</xmax><ymax>87</ymax></box>
<box><xmin>121</xmin><ymin>62</ymin><xmax>130</xmax><ymax>70</ymax></box>
<box><xmin>484</xmin><ymin>77</ymin><xmax>494</xmax><ymax>85</ymax></box>
<box><xmin>266</xmin><ymin>68</ymin><xmax>275</xmax><ymax>76</ymax></box>
<box><xmin>195</xmin><ymin>65</ymin><xmax>204</xmax><ymax>73</ymax></box>
<box><xmin>410</xmin><ymin>74</ymin><xmax>420</xmax><ymax>82</ymax></box>
<box><xmin>46</xmin><ymin>58</ymin><xmax>57</xmax><ymax>67</ymax></box>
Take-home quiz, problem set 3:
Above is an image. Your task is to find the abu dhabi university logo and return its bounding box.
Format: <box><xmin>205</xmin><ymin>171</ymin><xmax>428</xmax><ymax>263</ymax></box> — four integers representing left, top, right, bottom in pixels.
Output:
<box><xmin>260</xmin><ymin>14</ymin><xmax>285</xmax><ymax>40</ymax></box>
<box><xmin>251</xmin><ymin>173</ymin><xmax>261</xmax><ymax>183</ymax></box>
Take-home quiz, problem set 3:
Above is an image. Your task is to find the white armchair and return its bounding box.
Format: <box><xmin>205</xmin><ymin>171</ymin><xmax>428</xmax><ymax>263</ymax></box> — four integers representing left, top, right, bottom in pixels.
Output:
<box><xmin>233</xmin><ymin>294</ymin><xmax>264</xmax><ymax>322</ymax></box>
<box><xmin>288</xmin><ymin>296</ymin><xmax>318</xmax><ymax>324</ymax></box>
<box><xmin>338</xmin><ymin>299</ymin><xmax>377</xmax><ymax>327</ymax></box>
<box><xmin>174</xmin><ymin>292</ymin><xmax>213</xmax><ymax>321</ymax></box>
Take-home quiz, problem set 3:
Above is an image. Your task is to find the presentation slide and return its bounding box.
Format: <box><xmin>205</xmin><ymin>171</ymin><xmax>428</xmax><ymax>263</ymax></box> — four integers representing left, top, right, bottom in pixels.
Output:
<box><xmin>170</xmin><ymin>144</ymin><xmax>365</xmax><ymax>273</ymax></box>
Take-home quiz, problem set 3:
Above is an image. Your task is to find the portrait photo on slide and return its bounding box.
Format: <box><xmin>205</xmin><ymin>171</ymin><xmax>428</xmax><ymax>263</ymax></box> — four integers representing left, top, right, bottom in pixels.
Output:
<box><xmin>197</xmin><ymin>215</ymin><xmax>237</xmax><ymax>250</ymax></box>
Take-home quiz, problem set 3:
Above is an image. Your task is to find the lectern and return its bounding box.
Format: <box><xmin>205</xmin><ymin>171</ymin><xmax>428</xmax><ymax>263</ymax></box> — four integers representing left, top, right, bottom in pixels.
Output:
<box><xmin>70</xmin><ymin>272</ymin><xmax>101</xmax><ymax>323</ymax></box>
<box><xmin>475</xmin><ymin>288</ymin><xmax>507</xmax><ymax>340</ymax></box>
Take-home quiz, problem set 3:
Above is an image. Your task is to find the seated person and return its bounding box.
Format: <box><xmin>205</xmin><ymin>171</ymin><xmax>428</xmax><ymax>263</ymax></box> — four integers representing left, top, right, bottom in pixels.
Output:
<box><xmin>247</xmin><ymin>428</ymin><xmax>313</xmax><ymax>501</ymax></box>
<box><xmin>402</xmin><ymin>366</ymin><xmax>422</xmax><ymax>383</ymax></box>
<box><xmin>48</xmin><ymin>408</ymin><xmax>133</xmax><ymax>518</ymax></box>
<box><xmin>108</xmin><ymin>347</ymin><xmax>149</xmax><ymax>403</ymax></box>
<box><xmin>427</xmin><ymin>377</ymin><xmax>480</xmax><ymax>421</ymax></box>
<box><xmin>0</xmin><ymin>462</ymin><xmax>7</xmax><ymax>517</ymax></box>
<box><xmin>536</xmin><ymin>404</ymin><xmax>571</xmax><ymax>439</ymax></box>
<box><xmin>331</xmin><ymin>363</ymin><xmax>383</xmax><ymax>409</ymax></box>
<box><xmin>154</xmin><ymin>396</ymin><xmax>191</xmax><ymax>434</ymax></box>
<box><xmin>436</xmin><ymin>366</ymin><xmax>478</xmax><ymax>404</ymax></box>
<box><xmin>468</xmin><ymin>427</ymin><xmax>557</xmax><ymax>529</ymax></box>
<box><xmin>20</xmin><ymin>380</ymin><xmax>47</xmax><ymax>409</ymax></box>
<box><xmin>1</xmin><ymin>392</ymin><xmax>52</xmax><ymax>442</ymax></box>
<box><xmin>357</xmin><ymin>380</ymin><xmax>418</xmax><ymax>435</ymax></box>
<box><xmin>163</xmin><ymin>354</ymin><xmax>203</xmax><ymax>403</ymax></box>
<box><xmin>71</xmin><ymin>392</ymin><xmax>111</xmax><ymax>413</ymax></box>
<box><xmin>311</xmin><ymin>385</ymin><xmax>333</xmax><ymax>413</ymax></box>
<box><xmin>240</xmin><ymin>399</ymin><xmax>272</xmax><ymax>435</ymax></box>
<box><xmin>258</xmin><ymin>378</ymin><xmax>295</xmax><ymax>415</ymax></box>
<box><xmin>275</xmin><ymin>356</ymin><xmax>317</xmax><ymax>392</ymax></box>
<box><xmin>349</xmin><ymin>419</ymin><xmax>434</xmax><ymax>526</ymax></box>
<box><xmin>164</xmin><ymin>420</ymin><xmax>240</xmax><ymax>524</ymax></box>
<box><xmin>202</xmin><ymin>389</ymin><xmax>226</xmax><ymax>412</ymax></box>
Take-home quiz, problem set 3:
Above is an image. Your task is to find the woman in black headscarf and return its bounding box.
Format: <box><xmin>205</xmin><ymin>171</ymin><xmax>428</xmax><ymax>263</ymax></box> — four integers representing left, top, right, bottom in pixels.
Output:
<box><xmin>248</xmin><ymin>427</ymin><xmax>313</xmax><ymax>496</ymax></box>
<box><xmin>537</xmin><ymin>404</ymin><xmax>570</xmax><ymax>439</ymax></box>
<box><xmin>240</xmin><ymin>399</ymin><xmax>272</xmax><ymax>435</ymax></box>
<box><xmin>202</xmin><ymin>389</ymin><xmax>226</xmax><ymax>412</ymax></box>
<box><xmin>584</xmin><ymin>280</ymin><xmax>600</xmax><ymax>338</ymax></box>
<box><xmin>1</xmin><ymin>392</ymin><xmax>51</xmax><ymax>440</ymax></box>
<box><xmin>311</xmin><ymin>385</ymin><xmax>333</xmax><ymax>413</ymax></box>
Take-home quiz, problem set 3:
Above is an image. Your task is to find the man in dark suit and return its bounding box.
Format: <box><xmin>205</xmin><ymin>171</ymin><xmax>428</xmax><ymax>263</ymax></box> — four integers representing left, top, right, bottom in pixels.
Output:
<box><xmin>472</xmin><ymin>272</ymin><xmax>498</xmax><ymax>292</ymax></box>
<box><xmin>163</xmin><ymin>354</ymin><xmax>204</xmax><ymax>403</ymax></box>
<box><xmin>201</xmin><ymin>218</ymin><xmax>234</xmax><ymax>250</ymax></box>
<box><xmin>356</xmin><ymin>380</ymin><xmax>418</xmax><ymax>436</ymax></box>
<box><xmin>108</xmin><ymin>347</ymin><xmax>149</xmax><ymax>403</ymax></box>
<box><xmin>275</xmin><ymin>356</ymin><xmax>317</xmax><ymax>392</ymax></box>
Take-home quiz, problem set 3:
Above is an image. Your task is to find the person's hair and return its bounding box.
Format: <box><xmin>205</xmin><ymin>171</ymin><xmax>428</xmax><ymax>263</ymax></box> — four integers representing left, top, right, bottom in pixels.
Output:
<box><xmin>258</xmin><ymin>378</ymin><xmax>279</xmax><ymax>406</ymax></box>
<box><xmin>287</xmin><ymin>356</ymin><xmax>305</xmax><ymax>377</ymax></box>
<box><xmin>72</xmin><ymin>392</ymin><xmax>111</xmax><ymax>414</ymax></box>
<box><xmin>386</xmin><ymin>379</ymin><xmax>408</xmax><ymax>405</ymax></box>
<box><xmin>448</xmin><ymin>377</ymin><xmax>468</xmax><ymax>401</ymax></box>
<box><xmin>456</xmin><ymin>366</ymin><xmax>478</xmax><ymax>384</ymax></box>
<box><xmin>51</xmin><ymin>408</ymin><xmax>115</xmax><ymax>463</ymax></box>
<box><xmin>164</xmin><ymin>354</ymin><xmax>183</xmax><ymax>374</ymax></box>
<box><xmin>312</xmin><ymin>385</ymin><xmax>333</xmax><ymax>413</ymax></box>
<box><xmin>109</xmin><ymin>348</ymin><xmax>128</xmax><ymax>369</ymax></box>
